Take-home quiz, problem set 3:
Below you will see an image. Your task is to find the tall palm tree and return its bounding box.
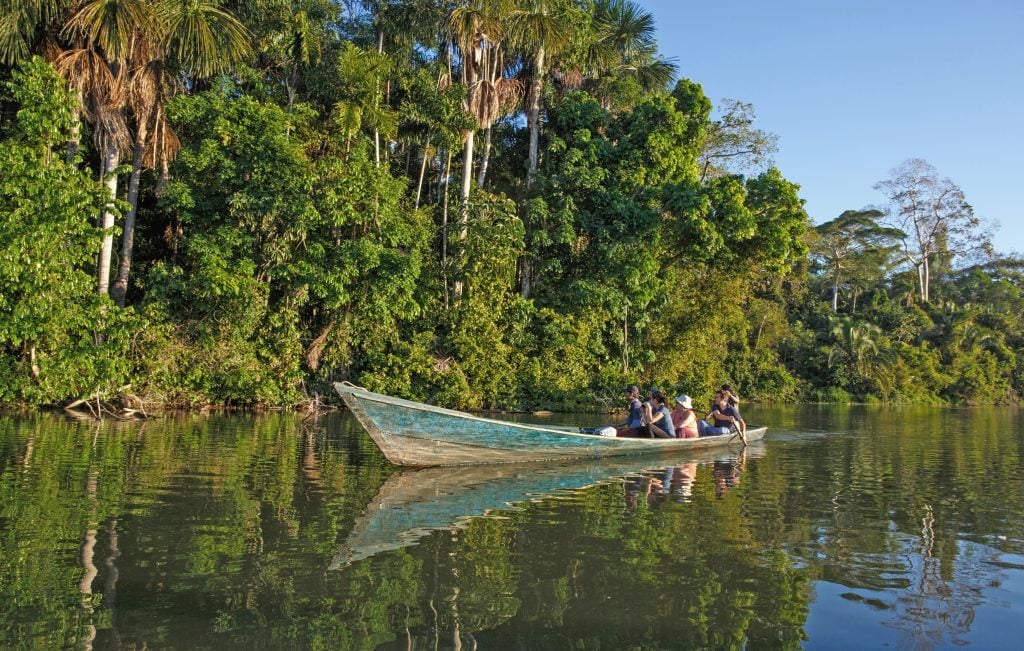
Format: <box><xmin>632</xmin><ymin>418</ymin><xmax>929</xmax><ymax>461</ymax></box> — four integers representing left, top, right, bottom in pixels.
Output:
<box><xmin>447</xmin><ymin>0</ymin><xmax>518</xmax><ymax>205</ymax></box>
<box><xmin>58</xmin><ymin>0</ymin><xmax>156</xmax><ymax>297</ymax></box>
<box><xmin>14</xmin><ymin>0</ymin><xmax>247</xmax><ymax>302</ymax></box>
<box><xmin>507</xmin><ymin>0</ymin><xmax>576</xmax><ymax>185</ymax></box>
<box><xmin>108</xmin><ymin>0</ymin><xmax>250</xmax><ymax>306</ymax></box>
<box><xmin>335</xmin><ymin>42</ymin><xmax>397</xmax><ymax>165</ymax></box>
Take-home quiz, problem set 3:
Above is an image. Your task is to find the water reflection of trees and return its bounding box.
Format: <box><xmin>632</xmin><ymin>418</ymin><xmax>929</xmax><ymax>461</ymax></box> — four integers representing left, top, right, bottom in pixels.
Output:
<box><xmin>0</xmin><ymin>413</ymin><xmax>391</xmax><ymax>647</ymax></box>
<box><xmin>2</xmin><ymin>406</ymin><xmax>1022</xmax><ymax>648</ymax></box>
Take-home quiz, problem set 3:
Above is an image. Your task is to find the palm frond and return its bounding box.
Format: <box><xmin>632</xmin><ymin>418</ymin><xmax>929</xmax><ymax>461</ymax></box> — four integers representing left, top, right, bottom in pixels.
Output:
<box><xmin>63</xmin><ymin>0</ymin><xmax>156</xmax><ymax>62</ymax></box>
<box><xmin>160</xmin><ymin>0</ymin><xmax>251</xmax><ymax>77</ymax></box>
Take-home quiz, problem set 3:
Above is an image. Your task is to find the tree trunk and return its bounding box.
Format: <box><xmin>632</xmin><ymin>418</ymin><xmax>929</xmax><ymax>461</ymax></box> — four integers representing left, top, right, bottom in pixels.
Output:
<box><xmin>520</xmin><ymin>47</ymin><xmax>545</xmax><ymax>301</ymax></box>
<box><xmin>111</xmin><ymin>117</ymin><xmax>149</xmax><ymax>307</ymax></box>
<box><xmin>477</xmin><ymin>126</ymin><xmax>492</xmax><ymax>188</ymax></box>
<box><xmin>66</xmin><ymin>107</ymin><xmax>81</xmax><ymax>163</ymax></box>
<box><xmin>443</xmin><ymin>149</ymin><xmax>453</xmax><ymax>309</ymax></box>
<box><xmin>460</xmin><ymin>128</ymin><xmax>474</xmax><ymax>208</ymax></box>
<box><xmin>526</xmin><ymin>46</ymin><xmax>545</xmax><ymax>185</ymax></box>
<box><xmin>622</xmin><ymin>305</ymin><xmax>629</xmax><ymax>375</ymax></box>
<box><xmin>415</xmin><ymin>139</ymin><xmax>430</xmax><ymax>210</ymax></box>
<box><xmin>753</xmin><ymin>313</ymin><xmax>769</xmax><ymax>354</ymax></box>
<box><xmin>458</xmin><ymin>127</ymin><xmax>474</xmax><ymax>300</ymax></box>
<box><xmin>922</xmin><ymin>256</ymin><xmax>931</xmax><ymax>303</ymax></box>
<box><xmin>917</xmin><ymin>261</ymin><xmax>927</xmax><ymax>304</ymax></box>
<box><xmin>374</xmin><ymin>30</ymin><xmax>384</xmax><ymax>168</ymax></box>
<box><xmin>97</xmin><ymin>140</ymin><xmax>119</xmax><ymax>296</ymax></box>
<box><xmin>520</xmin><ymin>257</ymin><xmax>531</xmax><ymax>299</ymax></box>
<box><xmin>831</xmin><ymin>275</ymin><xmax>840</xmax><ymax>312</ymax></box>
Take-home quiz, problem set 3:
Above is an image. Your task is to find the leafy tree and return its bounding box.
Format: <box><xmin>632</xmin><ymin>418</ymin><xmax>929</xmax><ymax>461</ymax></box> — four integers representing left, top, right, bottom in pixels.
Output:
<box><xmin>874</xmin><ymin>158</ymin><xmax>993</xmax><ymax>303</ymax></box>
<box><xmin>811</xmin><ymin>209</ymin><xmax>902</xmax><ymax>312</ymax></box>
<box><xmin>0</xmin><ymin>57</ymin><xmax>136</xmax><ymax>403</ymax></box>
<box><xmin>826</xmin><ymin>316</ymin><xmax>892</xmax><ymax>397</ymax></box>
<box><xmin>699</xmin><ymin>98</ymin><xmax>778</xmax><ymax>183</ymax></box>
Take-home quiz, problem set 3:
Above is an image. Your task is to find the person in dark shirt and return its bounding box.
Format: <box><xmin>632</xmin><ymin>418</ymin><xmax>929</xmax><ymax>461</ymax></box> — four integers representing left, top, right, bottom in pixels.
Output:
<box><xmin>615</xmin><ymin>385</ymin><xmax>644</xmax><ymax>435</ymax></box>
<box><xmin>721</xmin><ymin>386</ymin><xmax>747</xmax><ymax>441</ymax></box>
<box><xmin>711</xmin><ymin>391</ymin><xmax>746</xmax><ymax>445</ymax></box>
<box><xmin>700</xmin><ymin>391</ymin><xmax>733</xmax><ymax>436</ymax></box>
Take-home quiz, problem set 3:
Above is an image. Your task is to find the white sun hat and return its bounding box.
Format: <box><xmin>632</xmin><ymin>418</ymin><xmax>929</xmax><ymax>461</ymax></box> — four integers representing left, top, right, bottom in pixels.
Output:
<box><xmin>675</xmin><ymin>394</ymin><xmax>693</xmax><ymax>409</ymax></box>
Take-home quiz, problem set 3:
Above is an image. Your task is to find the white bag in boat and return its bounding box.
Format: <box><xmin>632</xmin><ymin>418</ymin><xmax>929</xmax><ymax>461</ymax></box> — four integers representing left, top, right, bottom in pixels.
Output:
<box><xmin>597</xmin><ymin>426</ymin><xmax>617</xmax><ymax>437</ymax></box>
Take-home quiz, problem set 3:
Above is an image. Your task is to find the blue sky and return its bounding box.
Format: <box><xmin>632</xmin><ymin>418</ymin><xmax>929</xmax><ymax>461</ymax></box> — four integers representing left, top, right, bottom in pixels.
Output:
<box><xmin>641</xmin><ymin>0</ymin><xmax>1024</xmax><ymax>255</ymax></box>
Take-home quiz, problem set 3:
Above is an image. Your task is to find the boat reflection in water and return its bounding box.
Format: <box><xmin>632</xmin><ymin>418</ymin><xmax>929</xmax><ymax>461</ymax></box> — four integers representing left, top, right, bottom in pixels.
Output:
<box><xmin>331</xmin><ymin>444</ymin><xmax>765</xmax><ymax>568</ymax></box>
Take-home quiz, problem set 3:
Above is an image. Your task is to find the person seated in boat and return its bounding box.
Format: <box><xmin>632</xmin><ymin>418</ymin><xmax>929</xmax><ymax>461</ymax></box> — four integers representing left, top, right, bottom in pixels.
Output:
<box><xmin>641</xmin><ymin>390</ymin><xmax>676</xmax><ymax>438</ymax></box>
<box><xmin>672</xmin><ymin>394</ymin><xmax>701</xmax><ymax>439</ymax></box>
<box><xmin>707</xmin><ymin>391</ymin><xmax>747</xmax><ymax>443</ymax></box>
<box><xmin>716</xmin><ymin>386</ymin><xmax>749</xmax><ymax>438</ymax></box>
<box><xmin>615</xmin><ymin>385</ymin><xmax>644</xmax><ymax>435</ymax></box>
<box><xmin>699</xmin><ymin>391</ymin><xmax>734</xmax><ymax>436</ymax></box>
<box><xmin>721</xmin><ymin>386</ymin><xmax>747</xmax><ymax>439</ymax></box>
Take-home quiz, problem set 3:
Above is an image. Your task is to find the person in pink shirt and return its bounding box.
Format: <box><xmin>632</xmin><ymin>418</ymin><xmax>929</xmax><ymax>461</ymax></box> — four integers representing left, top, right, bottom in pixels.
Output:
<box><xmin>672</xmin><ymin>394</ymin><xmax>701</xmax><ymax>438</ymax></box>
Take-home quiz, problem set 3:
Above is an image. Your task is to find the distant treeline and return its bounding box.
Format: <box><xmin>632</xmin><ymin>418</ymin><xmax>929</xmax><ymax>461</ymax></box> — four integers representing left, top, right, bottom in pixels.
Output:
<box><xmin>2</xmin><ymin>1</ymin><xmax>1021</xmax><ymax>409</ymax></box>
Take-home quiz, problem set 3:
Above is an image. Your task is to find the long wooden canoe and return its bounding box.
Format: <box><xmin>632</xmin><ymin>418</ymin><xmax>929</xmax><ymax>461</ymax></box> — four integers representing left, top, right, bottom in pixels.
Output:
<box><xmin>334</xmin><ymin>383</ymin><xmax>766</xmax><ymax>467</ymax></box>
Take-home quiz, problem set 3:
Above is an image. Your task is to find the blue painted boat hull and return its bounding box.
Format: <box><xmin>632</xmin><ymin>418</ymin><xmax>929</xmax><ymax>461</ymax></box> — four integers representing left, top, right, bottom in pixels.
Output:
<box><xmin>334</xmin><ymin>383</ymin><xmax>766</xmax><ymax>467</ymax></box>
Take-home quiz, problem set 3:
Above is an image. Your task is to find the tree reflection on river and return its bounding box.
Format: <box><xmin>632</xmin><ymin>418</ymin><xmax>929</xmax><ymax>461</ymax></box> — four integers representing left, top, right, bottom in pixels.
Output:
<box><xmin>0</xmin><ymin>404</ymin><xmax>1021</xmax><ymax>648</ymax></box>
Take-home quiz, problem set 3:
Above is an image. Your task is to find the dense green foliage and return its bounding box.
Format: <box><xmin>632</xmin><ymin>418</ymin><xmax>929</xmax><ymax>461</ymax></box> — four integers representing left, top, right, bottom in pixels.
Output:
<box><xmin>1</xmin><ymin>1</ymin><xmax>1020</xmax><ymax>408</ymax></box>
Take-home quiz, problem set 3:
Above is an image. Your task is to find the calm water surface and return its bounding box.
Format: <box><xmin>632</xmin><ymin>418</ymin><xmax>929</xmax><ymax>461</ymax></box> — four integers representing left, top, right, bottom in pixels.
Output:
<box><xmin>1</xmin><ymin>405</ymin><xmax>1023</xmax><ymax>649</ymax></box>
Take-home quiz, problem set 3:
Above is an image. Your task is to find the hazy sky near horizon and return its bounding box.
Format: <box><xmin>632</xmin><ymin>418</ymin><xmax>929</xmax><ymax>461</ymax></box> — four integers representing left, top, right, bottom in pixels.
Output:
<box><xmin>641</xmin><ymin>0</ymin><xmax>1023</xmax><ymax>255</ymax></box>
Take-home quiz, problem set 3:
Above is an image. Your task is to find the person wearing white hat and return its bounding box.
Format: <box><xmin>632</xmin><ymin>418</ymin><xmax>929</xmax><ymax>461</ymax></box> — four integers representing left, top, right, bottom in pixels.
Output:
<box><xmin>672</xmin><ymin>394</ymin><xmax>701</xmax><ymax>438</ymax></box>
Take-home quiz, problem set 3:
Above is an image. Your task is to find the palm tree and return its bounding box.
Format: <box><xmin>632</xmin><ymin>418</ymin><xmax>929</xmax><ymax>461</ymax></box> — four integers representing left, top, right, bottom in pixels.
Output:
<box><xmin>12</xmin><ymin>0</ymin><xmax>248</xmax><ymax>302</ymax></box>
<box><xmin>507</xmin><ymin>0</ymin><xmax>576</xmax><ymax>185</ymax></box>
<box><xmin>828</xmin><ymin>316</ymin><xmax>894</xmax><ymax>395</ymax></box>
<box><xmin>0</xmin><ymin>0</ymin><xmax>73</xmax><ymax>64</ymax></box>
<box><xmin>58</xmin><ymin>0</ymin><xmax>157</xmax><ymax>297</ymax></box>
<box><xmin>335</xmin><ymin>42</ymin><xmax>397</xmax><ymax>166</ymax></box>
<box><xmin>582</xmin><ymin>0</ymin><xmax>676</xmax><ymax>107</ymax></box>
<box><xmin>447</xmin><ymin>0</ymin><xmax>519</xmax><ymax>206</ymax></box>
<box><xmin>107</xmin><ymin>0</ymin><xmax>250</xmax><ymax>306</ymax></box>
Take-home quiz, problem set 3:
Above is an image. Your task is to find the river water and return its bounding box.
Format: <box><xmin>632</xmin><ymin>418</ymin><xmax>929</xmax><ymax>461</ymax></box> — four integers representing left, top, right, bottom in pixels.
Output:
<box><xmin>1</xmin><ymin>405</ymin><xmax>1022</xmax><ymax>649</ymax></box>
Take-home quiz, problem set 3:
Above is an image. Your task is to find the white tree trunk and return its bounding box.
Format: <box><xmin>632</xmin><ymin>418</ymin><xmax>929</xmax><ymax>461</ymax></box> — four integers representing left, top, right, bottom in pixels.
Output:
<box><xmin>459</xmin><ymin>128</ymin><xmax>475</xmax><ymax>261</ymax></box>
<box><xmin>415</xmin><ymin>139</ymin><xmax>430</xmax><ymax>210</ymax></box>
<box><xmin>443</xmin><ymin>149</ymin><xmax>453</xmax><ymax>308</ymax></box>
<box><xmin>460</xmin><ymin>128</ymin><xmax>474</xmax><ymax>207</ymax></box>
<box><xmin>922</xmin><ymin>256</ymin><xmax>930</xmax><ymax>303</ymax></box>
<box><xmin>477</xmin><ymin>126</ymin><xmax>492</xmax><ymax>188</ymax></box>
<box><xmin>527</xmin><ymin>46</ymin><xmax>545</xmax><ymax>186</ymax></box>
<box><xmin>374</xmin><ymin>30</ymin><xmax>384</xmax><ymax>168</ymax></box>
<box><xmin>97</xmin><ymin>141</ymin><xmax>119</xmax><ymax>296</ymax></box>
<box><xmin>921</xmin><ymin>261</ymin><xmax>929</xmax><ymax>302</ymax></box>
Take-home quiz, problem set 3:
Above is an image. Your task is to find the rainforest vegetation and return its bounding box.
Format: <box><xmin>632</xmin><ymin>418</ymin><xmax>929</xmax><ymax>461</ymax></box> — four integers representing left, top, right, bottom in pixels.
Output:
<box><xmin>2</xmin><ymin>0</ymin><xmax>1022</xmax><ymax>410</ymax></box>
